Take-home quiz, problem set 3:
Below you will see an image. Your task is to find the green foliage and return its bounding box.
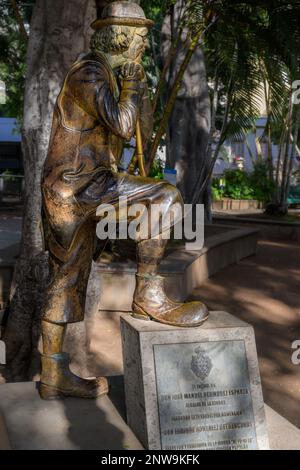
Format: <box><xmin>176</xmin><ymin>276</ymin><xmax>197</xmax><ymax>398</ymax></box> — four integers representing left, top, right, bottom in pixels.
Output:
<box><xmin>203</xmin><ymin>1</ymin><xmax>300</xmax><ymax>143</ymax></box>
<box><xmin>212</xmin><ymin>164</ymin><xmax>277</xmax><ymax>203</ymax></box>
<box><xmin>211</xmin><ymin>178</ymin><xmax>225</xmax><ymax>200</ymax></box>
<box><xmin>0</xmin><ymin>1</ymin><xmax>32</xmax><ymax>120</ymax></box>
<box><xmin>140</xmin><ymin>0</ymin><xmax>166</xmax><ymax>137</ymax></box>
<box><xmin>0</xmin><ymin>167</ymin><xmax>23</xmax><ymax>181</ymax></box>
<box><xmin>295</xmin><ymin>167</ymin><xmax>300</xmax><ymax>185</ymax></box>
<box><xmin>249</xmin><ymin>162</ymin><xmax>277</xmax><ymax>203</ymax></box>
<box><xmin>1</xmin><ymin>0</ymin><xmax>299</xmax><ymax>206</ymax></box>
<box><xmin>223</xmin><ymin>169</ymin><xmax>255</xmax><ymax>200</ymax></box>
<box><xmin>148</xmin><ymin>156</ymin><xmax>164</xmax><ymax>179</ymax></box>
<box><xmin>140</xmin><ymin>0</ymin><xmax>300</xmax><ymax>198</ymax></box>
<box><xmin>141</xmin><ymin>0</ymin><xmax>170</xmax><ymax>19</ymax></box>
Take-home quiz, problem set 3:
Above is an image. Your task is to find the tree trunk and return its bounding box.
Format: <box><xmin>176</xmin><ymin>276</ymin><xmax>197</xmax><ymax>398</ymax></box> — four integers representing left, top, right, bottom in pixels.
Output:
<box><xmin>162</xmin><ymin>1</ymin><xmax>211</xmax><ymax>221</ymax></box>
<box><xmin>2</xmin><ymin>0</ymin><xmax>96</xmax><ymax>382</ymax></box>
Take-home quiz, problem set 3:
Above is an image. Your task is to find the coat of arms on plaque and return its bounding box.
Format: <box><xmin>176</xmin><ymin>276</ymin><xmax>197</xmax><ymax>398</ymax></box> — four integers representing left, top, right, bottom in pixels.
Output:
<box><xmin>191</xmin><ymin>346</ymin><xmax>213</xmax><ymax>380</ymax></box>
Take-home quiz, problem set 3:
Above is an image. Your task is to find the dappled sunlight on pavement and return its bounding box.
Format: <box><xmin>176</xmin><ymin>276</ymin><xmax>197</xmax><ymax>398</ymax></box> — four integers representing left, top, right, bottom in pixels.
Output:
<box><xmin>86</xmin><ymin>311</ymin><xmax>124</xmax><ymax>377</ymax></box>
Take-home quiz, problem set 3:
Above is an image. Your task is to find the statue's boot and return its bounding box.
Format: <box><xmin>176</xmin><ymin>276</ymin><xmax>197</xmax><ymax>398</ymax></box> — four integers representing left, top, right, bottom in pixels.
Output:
<box><xmin>132</xmin><ymin>273</ymin><xmax>209</xmax><ymax>327</ymax></box>
<box><xmin>39</xmin><ymin>353</ymin><xmax>108</xmax><ymax>400</ymax></box>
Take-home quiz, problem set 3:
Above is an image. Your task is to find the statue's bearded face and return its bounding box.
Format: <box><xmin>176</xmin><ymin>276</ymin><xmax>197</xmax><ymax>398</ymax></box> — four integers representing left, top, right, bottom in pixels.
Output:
<box><xmin>123</xmin><ymin>27</ymin><xmax>149</xmax><ymax>63</ymax></box>
<box><xmin>90</xmin><ymin>25</ymin><xmax>149</xmax><ymax>68</ymax></box>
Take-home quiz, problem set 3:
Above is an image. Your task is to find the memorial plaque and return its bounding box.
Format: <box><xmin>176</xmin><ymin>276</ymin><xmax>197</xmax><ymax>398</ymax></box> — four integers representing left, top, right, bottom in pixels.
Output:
<box><xmin>154</xmin><ymin>341</ymin><xmax>257</xmax><ymax>450</ymax></box>
<box><xmin>121</xmin><ymin>311</ymin><xmax>269</xmax><ymax>450</ymax></box>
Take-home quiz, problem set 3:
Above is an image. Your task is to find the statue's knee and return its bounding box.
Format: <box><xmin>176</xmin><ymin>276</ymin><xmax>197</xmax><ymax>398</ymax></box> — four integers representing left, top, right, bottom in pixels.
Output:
<box><xmin>164</xmin><ymin>183</ymin><xmax>184</xmax><ymax>207</ymax></box>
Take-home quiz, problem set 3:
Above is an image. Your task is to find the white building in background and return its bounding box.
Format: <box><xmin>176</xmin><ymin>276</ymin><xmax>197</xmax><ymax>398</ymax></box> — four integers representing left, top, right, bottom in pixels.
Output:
<box><xmin>213</xmin><ymin>116</ymin><xmax>281</xmax><ymax>176</ymax></box>
<box><xmin>212</xmin><ymin>86</ymin><xmax>299</xmax><ymax>178</ymax></box>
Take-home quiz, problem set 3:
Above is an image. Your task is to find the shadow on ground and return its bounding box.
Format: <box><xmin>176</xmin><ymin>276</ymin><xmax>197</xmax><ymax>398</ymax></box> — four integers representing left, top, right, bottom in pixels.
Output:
<box><xmin>62</xmin><ymin>377</ymin><xmax>127</xmax><ymax>450</ymax></box>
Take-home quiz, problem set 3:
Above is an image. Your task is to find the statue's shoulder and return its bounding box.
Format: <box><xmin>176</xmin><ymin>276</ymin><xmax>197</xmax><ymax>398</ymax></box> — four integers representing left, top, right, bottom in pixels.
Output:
<box><xmin>66</xmin><ymin>52</ymin><xmax>112</xmax><ymax>84</ymax></box>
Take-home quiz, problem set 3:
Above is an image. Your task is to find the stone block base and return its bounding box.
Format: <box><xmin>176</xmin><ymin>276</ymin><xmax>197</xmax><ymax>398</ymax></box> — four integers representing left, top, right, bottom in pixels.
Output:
<box><xmin>121</xmin><ymin>311</ymin><xmax>269</xmax><ymax>450</ymax></box>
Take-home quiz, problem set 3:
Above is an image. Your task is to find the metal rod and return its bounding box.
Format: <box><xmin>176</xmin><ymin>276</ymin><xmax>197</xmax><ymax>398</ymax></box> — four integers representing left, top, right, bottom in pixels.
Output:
<box><xmin>135</xmin><ymin>118</ymin><xmax>146</xmax><ymax>177</ymax></box>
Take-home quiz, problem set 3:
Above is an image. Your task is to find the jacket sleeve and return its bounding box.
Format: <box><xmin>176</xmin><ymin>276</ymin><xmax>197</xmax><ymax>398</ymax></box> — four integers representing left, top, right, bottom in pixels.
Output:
<box><xmin>68</xmin><ymin>62</ymin><xmax>142</xmax><ymax>140</ymax></box>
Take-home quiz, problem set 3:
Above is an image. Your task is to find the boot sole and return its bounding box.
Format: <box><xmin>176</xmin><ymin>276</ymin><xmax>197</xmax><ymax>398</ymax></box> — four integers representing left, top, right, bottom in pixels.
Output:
<box><xmin>132</xmin><ymin>302</ymin><xmax>209</xmax><ymax>328</ymax></box>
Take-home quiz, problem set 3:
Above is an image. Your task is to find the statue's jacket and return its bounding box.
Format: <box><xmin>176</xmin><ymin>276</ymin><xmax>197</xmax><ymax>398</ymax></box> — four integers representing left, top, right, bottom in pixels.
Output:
<box><xmin>42</xmin><ymin>52</ymin><xmax>152</xmax><ymax>257</ymax></box>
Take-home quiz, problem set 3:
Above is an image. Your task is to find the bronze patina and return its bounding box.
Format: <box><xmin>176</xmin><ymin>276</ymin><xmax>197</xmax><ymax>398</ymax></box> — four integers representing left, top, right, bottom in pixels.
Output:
<box><xmin>40</xmin><ymin>1</ymin><xmax>208</xmax><ymax>400</ymax></box>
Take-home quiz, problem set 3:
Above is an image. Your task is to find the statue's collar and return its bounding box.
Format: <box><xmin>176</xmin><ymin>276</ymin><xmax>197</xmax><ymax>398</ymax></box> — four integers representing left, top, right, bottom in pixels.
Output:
<box><xmin>91</xmin><ymin>51</ymin><xmax>112</xmax><ymax>68</ymax></box>
<box><xmin>90</xmin><ymin>51</ymin><xmax>120</xmax><ymax>77</ymax></box>
<box><xmin>90</xmin><ymin>51</ymin><xmax>120</xmax><ymax>99</ymax></box>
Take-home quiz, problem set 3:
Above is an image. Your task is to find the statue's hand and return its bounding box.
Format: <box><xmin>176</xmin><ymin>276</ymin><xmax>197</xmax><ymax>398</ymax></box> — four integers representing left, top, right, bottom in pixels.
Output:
<box><xmin>120</xmin><ymin>62</ymin><xmax>145</xmax><ymax>81</ymax></box>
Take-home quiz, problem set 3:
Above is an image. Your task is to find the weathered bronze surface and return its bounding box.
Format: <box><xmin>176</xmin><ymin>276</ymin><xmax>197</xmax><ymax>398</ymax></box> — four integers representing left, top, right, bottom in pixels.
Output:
<box><xmin>91</xmin><ymin>1</ymin><xmax>154</xmax><ymax>29</ymax></box>
<box><xmin>40</xmin><ymin>1</ymin><xmax>208</xmax><ymax>400</ymax></box>
<box><xmin>132</xmin><ymin>274</ymin><xmax>208</xmax><ymax>327</ymax></box>
<box><xmin>40</xmin><ymin>352</ymin><xmax>108</xmax><ymax>400</ymax></box>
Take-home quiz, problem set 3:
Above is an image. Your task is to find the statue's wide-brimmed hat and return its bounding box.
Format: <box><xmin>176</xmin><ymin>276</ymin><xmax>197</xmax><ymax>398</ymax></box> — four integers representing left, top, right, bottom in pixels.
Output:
<box><xmin>91</xmin><ymin>1</ymin><xmax>154</xmax><ymax>30</ymax></box>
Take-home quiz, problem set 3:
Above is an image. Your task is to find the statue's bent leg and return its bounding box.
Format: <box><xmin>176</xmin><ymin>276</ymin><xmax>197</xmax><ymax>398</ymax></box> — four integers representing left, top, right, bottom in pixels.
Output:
<box><xmin>39</xmin><ymin>221</ymin><xmax>108</xmax><ymax>399</ymax></box>
<box><xmin>132</xmin><ymin>183</ymin><xmax>208</xmax><ymax>327</ymax></box>
<box><xmin>109</xmin><ymin>174</ymin><xmax>209</xmax><ymax>327</ymax></box>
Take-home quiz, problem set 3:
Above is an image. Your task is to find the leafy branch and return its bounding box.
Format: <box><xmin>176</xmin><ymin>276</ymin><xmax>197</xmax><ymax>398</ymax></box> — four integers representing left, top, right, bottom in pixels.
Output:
<box><xmin>9</xmin><ymin>0</ymin><xmax>28</xmax><ymax>43</ymax></box>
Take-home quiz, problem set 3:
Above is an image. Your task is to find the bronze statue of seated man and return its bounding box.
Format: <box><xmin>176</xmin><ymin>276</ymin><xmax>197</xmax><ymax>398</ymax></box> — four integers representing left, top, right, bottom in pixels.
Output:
<box><xmin>40</xmin><ymin>1</ymin><xmax>208</xmax><ymax>400</ymax></box>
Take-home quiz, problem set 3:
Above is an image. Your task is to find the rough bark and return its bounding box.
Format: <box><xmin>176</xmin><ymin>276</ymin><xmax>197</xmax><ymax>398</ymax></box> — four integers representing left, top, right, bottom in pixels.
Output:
<box><xmin>161</xmin><ymin>1</ymin><xmax>211</xmax><ymax>220</ymax></box>
<box><xmin>2</xmin><ymin>0</ymin><xmax>96</xmax><ymax>382</ymax></box>
<box><xmin>96</xmin><ymin>0</ymin><xmax>118</xmax><ymax>16</ymax></box>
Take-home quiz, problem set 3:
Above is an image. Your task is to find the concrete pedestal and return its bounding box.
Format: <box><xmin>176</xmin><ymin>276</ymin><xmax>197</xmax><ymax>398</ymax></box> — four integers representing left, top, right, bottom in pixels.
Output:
<box><xmin>121</xmin><ymin>311</ymin><xmax>269</xmax><ymax>450</ymax></box>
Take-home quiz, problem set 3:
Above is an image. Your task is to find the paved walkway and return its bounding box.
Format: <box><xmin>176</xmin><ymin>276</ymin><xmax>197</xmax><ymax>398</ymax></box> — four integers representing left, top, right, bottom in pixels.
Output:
<box><xmin>190</xmin><ymin>239</ymin><xmax>300</xmax><ymax>429</ymax></box>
